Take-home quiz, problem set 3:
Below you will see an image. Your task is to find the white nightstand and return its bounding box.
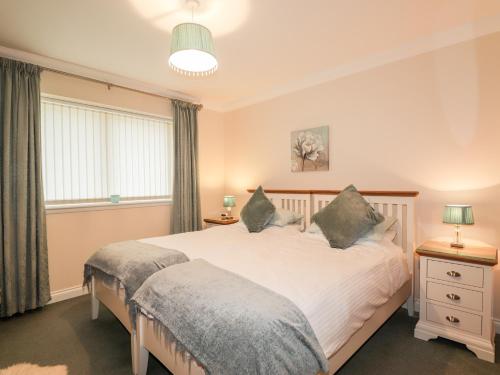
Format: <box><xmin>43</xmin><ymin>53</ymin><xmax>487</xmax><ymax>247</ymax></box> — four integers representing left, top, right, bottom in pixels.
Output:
<box><xmin>414</xmin><ymin>240</ymin><xmax>498</xmax><ymax>362</ymax></box>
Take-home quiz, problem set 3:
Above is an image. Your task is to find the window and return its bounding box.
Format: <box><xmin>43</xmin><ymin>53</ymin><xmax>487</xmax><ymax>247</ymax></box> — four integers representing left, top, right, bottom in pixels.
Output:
<box><xmin>41</xmin><ymin>96</ymin><xmax>173</xmax><ymax>205</ymax></box>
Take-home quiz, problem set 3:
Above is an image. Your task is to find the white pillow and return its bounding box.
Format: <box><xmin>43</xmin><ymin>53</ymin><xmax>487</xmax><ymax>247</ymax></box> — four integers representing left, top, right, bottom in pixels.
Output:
<box><xmin>361</xmin><ymin>216</ymin><xmax>398</xmax><ymax>241</ymax></box>
<box><xmin>268</xmin><ymin>208</ymin><xmax>303</xmax><ymax>227</ymax></box>
<box><xmin>307</xmin><ymin>222</ymin><xmax>323</xmax><ymax>234</ymax></box>
<box><xmin>383</xmin><ymin>229</ymin><xmax>398</xmax><ymax>242</ymax></box>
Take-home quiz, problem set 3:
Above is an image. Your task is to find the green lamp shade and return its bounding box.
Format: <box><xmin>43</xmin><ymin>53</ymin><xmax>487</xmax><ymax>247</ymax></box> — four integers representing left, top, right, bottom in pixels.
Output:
<box><xmin>443</xmin><ymin>205</ymin><xmax>474</xmax><ymax>225</ymax></box>
<box><xmin>223</xmin><ymin>195</ymin><xmax>236</xmax><ymax>208</ymax></box>
<box><xmin>169</xmin><ymin>23</ymin><xmax>218</xmax><ymax>76</ymax></box>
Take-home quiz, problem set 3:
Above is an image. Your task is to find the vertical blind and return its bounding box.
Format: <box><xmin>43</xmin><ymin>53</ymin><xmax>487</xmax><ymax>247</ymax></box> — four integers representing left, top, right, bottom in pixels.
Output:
<box><xmin>41</xmin><ymin>96</ymin><xmax>173</xmax><ymax>204</ymax></box>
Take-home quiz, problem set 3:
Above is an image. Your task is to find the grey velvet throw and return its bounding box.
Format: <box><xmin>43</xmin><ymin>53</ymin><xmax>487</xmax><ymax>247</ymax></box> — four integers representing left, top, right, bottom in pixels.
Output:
<box><xmin>83</xmin><ymin>241</ymin><xmax>188</xmax><ymax>303</ymax></box>
<box><xmin>130</xmin><ymin>259</ymin><xmax>329</xmax><ymax>375</ymax></box>
<box><xmin>0</xmin><ymin>58</ymin><xmax>50</xmax><ymax>317</ymax></box>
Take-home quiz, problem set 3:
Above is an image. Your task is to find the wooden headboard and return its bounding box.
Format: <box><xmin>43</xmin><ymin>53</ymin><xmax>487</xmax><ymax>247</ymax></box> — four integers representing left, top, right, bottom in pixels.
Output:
<box><xmin>247</xmin><ymin>188</ymin><xmax>418</xmax><ymax>197</ymax></box>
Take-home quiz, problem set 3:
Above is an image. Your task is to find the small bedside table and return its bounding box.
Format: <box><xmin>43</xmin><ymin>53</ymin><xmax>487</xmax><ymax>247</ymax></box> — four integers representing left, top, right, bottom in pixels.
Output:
<box><xmin>414</xmin><ymin>240</ymin><xmax>498</xmax><ymax>362</ymax></box>
<box><xmin>203</xmin><ymin>217</ymin><xmax>239</xmax><ymax>228</ymax></box>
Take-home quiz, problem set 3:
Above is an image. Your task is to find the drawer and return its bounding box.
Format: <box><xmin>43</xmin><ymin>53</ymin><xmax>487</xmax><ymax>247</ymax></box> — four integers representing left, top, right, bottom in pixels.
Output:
<box><xmin>427</xmin><ymin>303</ymin><xmax>482</xmax><ymax>335</ymax></box>
<box><xmin>426</xmin><ymin>281</ymin><xmax>483</xmax><ymax>312</ymax></box>
<box><xmin>427</xmin><ymin>259</ymin><xmax>483</xmax><ymax>288</ymax></box>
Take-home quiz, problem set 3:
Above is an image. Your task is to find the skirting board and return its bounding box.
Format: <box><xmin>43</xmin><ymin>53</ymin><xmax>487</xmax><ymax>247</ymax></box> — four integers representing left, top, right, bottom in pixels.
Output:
<box><xmin>49</xmin><ymin>285</ymin><xmax>89</xmax><ymax>305</ymax></box>
<box><xmin>495</xmin><ymin>319</ymin><xmax>500</xmax><ymax>335</ymax></box>
<box><xmin>414</xmin><ymin>298</ymin><xmax>421</xmax><ymax>313</ymax></box>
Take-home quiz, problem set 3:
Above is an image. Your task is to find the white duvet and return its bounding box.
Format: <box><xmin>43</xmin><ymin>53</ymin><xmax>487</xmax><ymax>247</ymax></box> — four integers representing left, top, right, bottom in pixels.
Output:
<box><xmin>140</xmin><ymin>223</ymin><xmax>409</xmax><ymax>358</ymax></box>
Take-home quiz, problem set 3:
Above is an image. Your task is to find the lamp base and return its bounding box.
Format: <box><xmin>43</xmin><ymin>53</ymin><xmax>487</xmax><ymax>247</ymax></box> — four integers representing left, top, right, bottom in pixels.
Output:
<box><xmin>222</xmin><ymin>206</ymin><xmax>233</xmax><ymax>220</ymax></box>
<box><xmin>450</xmin><ymin>224</ymin><xmax>464</xmax><ymax>248</ymax></box>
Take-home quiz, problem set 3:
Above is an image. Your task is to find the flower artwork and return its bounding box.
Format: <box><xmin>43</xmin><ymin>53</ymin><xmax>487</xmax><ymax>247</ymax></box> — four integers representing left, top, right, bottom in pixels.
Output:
<box><xmin>291</xmin><ymin>126</ymin><xmax>329</xmax><ymax>172</ymax></box>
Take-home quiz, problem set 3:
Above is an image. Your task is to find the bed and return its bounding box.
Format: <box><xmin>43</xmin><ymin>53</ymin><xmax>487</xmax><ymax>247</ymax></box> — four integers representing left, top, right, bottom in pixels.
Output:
<box><xmin>131</xmin><ymin>189</ymin><xmax>418</xmax><ymax>375</ymax></box>
<box><xmin>87</xmin><ymin>204</ymin><xmax>311</xmax><ymax>365</ymax></box>
<box><xmin>88</xmin><ymin>225</ymin><xmax>305</xmax><ymax>331</ymax></box>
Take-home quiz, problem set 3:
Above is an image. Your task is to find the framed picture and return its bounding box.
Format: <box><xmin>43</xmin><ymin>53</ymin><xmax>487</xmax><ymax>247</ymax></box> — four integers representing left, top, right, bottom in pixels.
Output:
<box><xmin>291</xmin><ymin>125</ymin><xmax>329</xmax><ymax>172</ymax></box>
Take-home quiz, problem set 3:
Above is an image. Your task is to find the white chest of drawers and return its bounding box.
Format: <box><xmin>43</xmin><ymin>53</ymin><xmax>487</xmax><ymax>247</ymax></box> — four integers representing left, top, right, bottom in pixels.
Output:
<box><xmin>414</xmin><ymin>241</ymin><xmax>497</xmax><ymax>362</ymax></box>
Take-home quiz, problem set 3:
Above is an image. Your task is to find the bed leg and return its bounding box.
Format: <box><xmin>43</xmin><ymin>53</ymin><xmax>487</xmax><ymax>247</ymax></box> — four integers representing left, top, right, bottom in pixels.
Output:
<box><xmin>406</xmin><ymin>297</ymin><xmax>414</xmax><ymax>317</ymax></box>
<box><xmin>136</xmin><ymin>314</ymin><xmax>149</xmax><ymax>375</ymax></box>
<box><xmin>131</xmin><ymin>329</ymin><xmax>138</xmax><ymax>375</ymax></box>
<box><xmin>137</xmin><ymin>343</ymin><xmax>149</xmax><ymax>375</ymax></box>
<box><xmin>91</xmin><ymin>276</ymin><xmax>100</xmax><ymax>320</ymax></box>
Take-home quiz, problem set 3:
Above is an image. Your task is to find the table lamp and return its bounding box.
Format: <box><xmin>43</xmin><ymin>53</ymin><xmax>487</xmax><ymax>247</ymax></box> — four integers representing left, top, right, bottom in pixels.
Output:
<box><xmin>223</xmin><ymin>195</ymin><xmax>236</xmax><ymax>219</ymax></box>
<box><xmin>443</xmin><ymin>204</ymin><xmax>474</xmax><ymax>248</ymax></box>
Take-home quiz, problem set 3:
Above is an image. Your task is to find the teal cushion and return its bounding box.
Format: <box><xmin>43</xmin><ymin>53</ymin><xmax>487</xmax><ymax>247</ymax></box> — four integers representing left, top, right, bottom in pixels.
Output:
<box><xmin>312</xmin><ymin>185</ymin><xmax>384</xmax><ymax>249</ymax></box>
<box><xmin>241</xmin><ymin>186</ymin><xmax>276</xmax><ymax>233</ymax></box>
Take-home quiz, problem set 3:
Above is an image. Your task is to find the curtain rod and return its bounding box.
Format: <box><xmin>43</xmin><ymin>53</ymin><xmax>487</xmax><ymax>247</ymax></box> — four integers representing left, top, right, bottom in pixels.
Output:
<box><xmin>0</xmin><ymin>45</ymin><xmax>198</xmax><ymax>104</ymax></box>
<box><xmin>43</xmin><ymin>67</ymin><xmax>193</xmax><ymax>104</ymax></box>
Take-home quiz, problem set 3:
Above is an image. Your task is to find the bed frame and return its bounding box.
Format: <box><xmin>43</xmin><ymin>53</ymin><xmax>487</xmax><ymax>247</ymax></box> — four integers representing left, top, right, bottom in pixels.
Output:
<box><xmin>132</xmin><ymin>189</ymin><xmax>419</xmax><ymax>375</ymax></box>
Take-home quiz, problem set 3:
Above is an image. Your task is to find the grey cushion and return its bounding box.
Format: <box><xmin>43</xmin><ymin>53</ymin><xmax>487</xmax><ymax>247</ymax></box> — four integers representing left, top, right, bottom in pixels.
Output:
<box><xmin>312</xmin><ymin>185</ymin><xmax>384</xmax><ymax>249</ymax></box>
<box><xmin>241</xmin><ymin>186</ymin><xmax>276</xmax><ymax>232</ymax></box>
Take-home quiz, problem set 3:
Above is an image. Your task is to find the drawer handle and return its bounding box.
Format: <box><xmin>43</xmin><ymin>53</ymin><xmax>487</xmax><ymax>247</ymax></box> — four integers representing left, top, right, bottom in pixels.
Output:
<box><xmin>446</xmin><ymin>293</ymin><xmax>460</xmax><ymax>301</ymax></box>
<box><xmin>446</xmin><ymin>271</ymin><xmax>461</xmax><ymax>278</ymax></box>
<box><xmin>446</xmin><ymin>315</ymin><xmax>460</xmax><ymax>323</ymax></box>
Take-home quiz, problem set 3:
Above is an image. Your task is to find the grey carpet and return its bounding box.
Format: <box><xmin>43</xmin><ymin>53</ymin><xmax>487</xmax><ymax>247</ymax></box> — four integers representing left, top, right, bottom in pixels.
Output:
<box><xmin>0</xmin><ymin>295</ymin><xmax>498</xmax><ymax>374</ymax></box>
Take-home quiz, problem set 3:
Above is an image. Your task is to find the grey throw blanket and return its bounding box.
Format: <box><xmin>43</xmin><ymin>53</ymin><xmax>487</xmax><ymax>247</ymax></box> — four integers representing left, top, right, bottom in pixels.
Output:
<box><xmin>83</xmin><ymin>240</ymin><xmax>189</xmax><ymax>303</ymax></box>
<box><xmin>130</xmin><ymin>259</ymin><xmax>329</xmax><ymax>375</ymax></box>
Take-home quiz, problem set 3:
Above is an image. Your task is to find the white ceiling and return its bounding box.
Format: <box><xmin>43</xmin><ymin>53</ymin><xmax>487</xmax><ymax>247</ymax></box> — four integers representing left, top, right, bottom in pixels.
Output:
<box><xmin>1</xmin><ymin>0</ymin><xmax>500</xmax><ymax>111</ymax></box>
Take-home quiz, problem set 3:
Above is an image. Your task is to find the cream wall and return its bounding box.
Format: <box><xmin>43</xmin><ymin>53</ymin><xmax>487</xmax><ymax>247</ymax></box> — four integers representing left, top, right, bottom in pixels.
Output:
<box><xmin>223</xmin><ymin>33</ymin><xmax>500</xmax><ymax>318</ymax></box>
<box><xmin>41</xmin><ymin>32</ymin><xmax>500</xmax><ymax>318</ymax></box>
<box><xmin>41</xmin><ymin>71</ymin><xmax>225</xmax><ymax>293</ymax></box>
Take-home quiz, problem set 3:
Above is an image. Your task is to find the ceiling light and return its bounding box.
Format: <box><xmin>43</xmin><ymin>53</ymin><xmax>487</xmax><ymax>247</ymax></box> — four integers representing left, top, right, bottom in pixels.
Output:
<box><xmin>169</xmin><ymin>0</ymin><xmax>218</xmax><ymax>76</ymax></box>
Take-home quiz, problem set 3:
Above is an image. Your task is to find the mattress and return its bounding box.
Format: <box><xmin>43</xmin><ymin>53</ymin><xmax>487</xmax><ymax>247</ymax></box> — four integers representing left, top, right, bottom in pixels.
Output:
<box><xmin>140</xmin><ymin>223</ymin><xmax>410</xmax><ymax>358</ymax></box>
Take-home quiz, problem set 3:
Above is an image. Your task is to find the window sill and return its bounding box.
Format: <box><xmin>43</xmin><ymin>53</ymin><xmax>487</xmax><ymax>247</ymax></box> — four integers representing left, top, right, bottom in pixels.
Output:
<box><xmin>45</xmin><ymin>199</ymin><xmax>172</xmax><ymax>214</ymax></box>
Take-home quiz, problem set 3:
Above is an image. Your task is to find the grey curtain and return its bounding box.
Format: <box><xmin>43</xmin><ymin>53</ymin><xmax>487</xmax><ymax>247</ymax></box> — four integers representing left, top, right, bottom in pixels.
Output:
<box><xmin>170</xmin><ymin>99</ymin><xmax>202</xmax><ymax>234</ymax></box>
<box><xmin>0</xmin><ymin>58</ymin><xmax>50</xmax><ymax>317</ymax></box>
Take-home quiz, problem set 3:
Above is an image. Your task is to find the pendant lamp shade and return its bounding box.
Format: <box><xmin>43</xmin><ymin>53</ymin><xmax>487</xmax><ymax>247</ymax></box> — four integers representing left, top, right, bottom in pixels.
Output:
<box><xmin>169</xmin><ymin>23</ymin><xmax>218</xmax><ymax>76</ymax></box>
